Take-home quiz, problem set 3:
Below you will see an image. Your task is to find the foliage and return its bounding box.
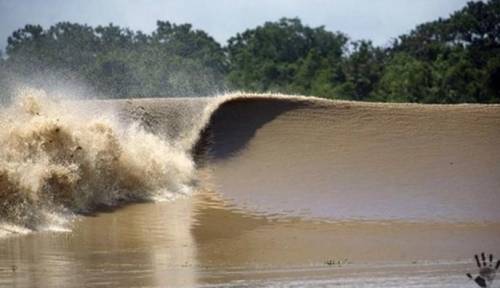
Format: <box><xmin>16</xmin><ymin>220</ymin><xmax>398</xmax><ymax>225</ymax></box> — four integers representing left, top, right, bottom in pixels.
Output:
<box><xmin>0</xmin><ymin>0</ymin><xmax>499</xmax><ymax>103</ymax></box>
<box><xmin>226</xmin><ymin>18</ymin><xmax>348</xmax><ymax>95</ymax></box>
<box><xmin>1</xmin><ymin>21</ymin><xmax>227</xmax><ymax>99</ymax></box>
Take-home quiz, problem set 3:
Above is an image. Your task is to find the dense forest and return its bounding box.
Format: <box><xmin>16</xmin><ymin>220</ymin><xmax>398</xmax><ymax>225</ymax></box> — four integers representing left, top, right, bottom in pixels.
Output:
<box><xmin>0</xmin><ymin>0</ymin><xmax>499</xmax><ymax>103</ymax></box>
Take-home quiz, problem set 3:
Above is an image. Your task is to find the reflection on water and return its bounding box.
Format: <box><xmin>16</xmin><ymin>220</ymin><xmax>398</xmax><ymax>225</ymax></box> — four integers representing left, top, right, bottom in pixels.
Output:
<box><xmin>1</xmin><ymin>191</ymin><xmax>500</xmax><ymax>287</ymax></box>
<box><xmin>0</xmin><ymin>197</ymin><xmax>197</xmax><ymax>287</ymax></box>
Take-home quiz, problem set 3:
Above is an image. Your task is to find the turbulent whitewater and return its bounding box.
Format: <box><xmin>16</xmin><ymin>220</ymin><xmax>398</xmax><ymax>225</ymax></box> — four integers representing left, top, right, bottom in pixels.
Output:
<box><xmin>1</xmin><ymin>88</ymin><xmax>500</xmax><ymax>232</ymax></box>
<box><xmin>0</xmin><ymin>89</ymin><xmax>195</xmax><ymax>230</ymax></box>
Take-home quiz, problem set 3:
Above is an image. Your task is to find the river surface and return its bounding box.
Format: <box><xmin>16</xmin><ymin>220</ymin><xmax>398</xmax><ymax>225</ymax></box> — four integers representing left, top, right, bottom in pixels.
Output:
<box><xmin>1</xmin><ymin>94</ymin><xmax>500</xmax><ymax>287</ymax></box>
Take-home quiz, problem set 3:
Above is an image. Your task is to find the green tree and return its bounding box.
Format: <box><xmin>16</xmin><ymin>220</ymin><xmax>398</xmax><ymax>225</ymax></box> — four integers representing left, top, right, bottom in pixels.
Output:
<box><xmin>373</xmin><ymin>53</ymin><xmax>432</xmax><ymax>102</ymax></box>
<box><xmin>2</xmin><ymin>0</ymin><xmax>499</xmax><ymax>103</ymax></box>
<box><xmin>341</xmin><ymin>41</ymin><xmax>385</xmax><ymax>100</ymax></box>
<box><xmin>2</xmin><ymin>21</ymin><xmax>228</xmax><ymax>99</ymax></box>
<box><xmin>388</xmin><ymin>0</ymin><xmax>500</xmax><ymax>103</ymax></box>
<box><xmin>226</xmin><ymin>18</ymin><xmax>348</xmax><ymax>93</ymax></box>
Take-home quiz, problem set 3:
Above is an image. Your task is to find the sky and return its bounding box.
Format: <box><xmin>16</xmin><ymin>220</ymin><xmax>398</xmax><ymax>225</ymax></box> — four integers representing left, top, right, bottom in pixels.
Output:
<box><xmin>0</xmin><ymin>0</ymin><xmax>473</xmax><ymax>52</ymax></box>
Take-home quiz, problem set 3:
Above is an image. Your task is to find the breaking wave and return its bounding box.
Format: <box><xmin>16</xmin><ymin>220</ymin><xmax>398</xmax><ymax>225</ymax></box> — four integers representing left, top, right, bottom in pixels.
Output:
<box><xmin>0</xmin><ymin>88</ymin><xmax>195</xmax><ymax>230</ymax></box>
<box><xmin>2</xmin><ymin>88</ymin><xmax>500</xmax><ymax>233</ymax></box>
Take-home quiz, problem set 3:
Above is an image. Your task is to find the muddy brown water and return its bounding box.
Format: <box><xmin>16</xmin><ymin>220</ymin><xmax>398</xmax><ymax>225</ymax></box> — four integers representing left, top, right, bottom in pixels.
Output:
<box><xmin>1</xmin><ymin>95</ymin><xmax>500</xmax><ymax>287</ymax></box>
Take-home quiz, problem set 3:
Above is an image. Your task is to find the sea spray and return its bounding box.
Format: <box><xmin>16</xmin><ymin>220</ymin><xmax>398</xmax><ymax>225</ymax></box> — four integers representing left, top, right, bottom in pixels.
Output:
<box><xmin>0</xmin><ymin>88</ymin><xmax>195</xmax><ymax>230</ymax></box>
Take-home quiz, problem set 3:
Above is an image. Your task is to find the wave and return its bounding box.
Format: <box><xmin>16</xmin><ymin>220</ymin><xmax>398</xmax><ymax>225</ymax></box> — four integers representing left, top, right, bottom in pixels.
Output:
<box><xmin>195</xmin><ymin>94</ymin><xmax>500</xmax><ymax>222</ymax></box>
<box><xmin>1</xmin><ymin>89</ymin><xmax>500</xmax><ymax>231</ymax></box>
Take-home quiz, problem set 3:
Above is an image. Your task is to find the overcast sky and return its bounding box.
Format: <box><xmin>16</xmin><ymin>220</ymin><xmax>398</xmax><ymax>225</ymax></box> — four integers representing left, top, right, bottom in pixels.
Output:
<box><xmin>0</xmin><ymin>0</ymin><xmax>472</xmax><ymax>52</ymax></box>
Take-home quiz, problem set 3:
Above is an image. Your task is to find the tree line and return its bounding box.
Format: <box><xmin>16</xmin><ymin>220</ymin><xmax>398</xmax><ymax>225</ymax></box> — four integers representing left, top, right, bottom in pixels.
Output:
<box><xmin>0</xmin><ymin>0</ymin><xmax>498</xmax><ymax>103</ymax></box>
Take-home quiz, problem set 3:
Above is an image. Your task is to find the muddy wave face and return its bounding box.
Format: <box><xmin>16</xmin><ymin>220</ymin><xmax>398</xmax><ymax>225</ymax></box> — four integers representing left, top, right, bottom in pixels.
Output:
<box><xmin>0</xmin><ymin>89</ymin><xmax>195</xmax><ymax>230</ymax></box>
<box><xmin>199</xmin><ymin>96</ymin><xmax>500</xmax><ymax>222</ymax></box>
